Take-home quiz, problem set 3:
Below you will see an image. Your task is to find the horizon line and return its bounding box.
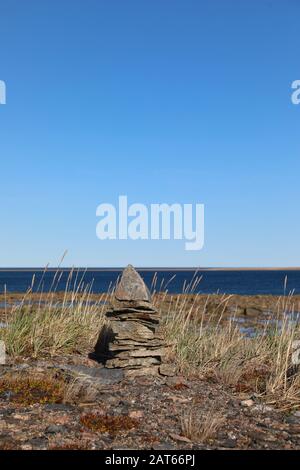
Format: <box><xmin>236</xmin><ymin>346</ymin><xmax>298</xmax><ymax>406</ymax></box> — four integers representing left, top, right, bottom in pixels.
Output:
<box><xmin>1</xmin><ymin>266</ymin><xmax>300</xmax><ymax>272</ymax></box>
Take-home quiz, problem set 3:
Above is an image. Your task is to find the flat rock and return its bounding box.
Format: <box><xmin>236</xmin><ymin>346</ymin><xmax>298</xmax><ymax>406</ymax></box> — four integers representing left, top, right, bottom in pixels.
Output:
<box><xmin>112</xmin><ymin>347</ymin><xmax>169</xmax><ymax>359</ymax></box>
<box><xmin>107</xmin><ymin>310</ymin><xmax>159</xmax><ymax>323</ymax></box>
<box><xmin>108</xmin><ymin>339</ymin><xmax>167</xmax><ymax>351</ymax></box>
<box><xmin>57</xmin><ymin>365</ymin><xmax>124</xmax><ymax>384</ymax></box>
<box><xmin>110</xmin><ymin>336</ymin><xmax>165</xmax><ymax>346</ymax></box>
<box><xmin>111</xmin><ymin>320</ymin><xmax>155</xmax><ymax>340</ymax></box>
<box><xmin>111</xmin><ymin>299</ymin><xmax>156</xmax><ymax>311</ymax></box>
<box><xmin>106</xmin><ymin>356</ymin><xmax>160</xmax><ymax>369</ymax></box>
<box><xmin>124</xmin><ymin>366</ymin><xmax>160</xmax><ymax>378</ymax></box>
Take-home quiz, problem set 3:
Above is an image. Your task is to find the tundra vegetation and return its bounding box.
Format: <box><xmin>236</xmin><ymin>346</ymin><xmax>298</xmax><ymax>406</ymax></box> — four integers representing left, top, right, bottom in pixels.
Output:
<box><xmin>0</xmin><ymin>270</ymin><xmax>300</xmax><ymax>412</ymax></box>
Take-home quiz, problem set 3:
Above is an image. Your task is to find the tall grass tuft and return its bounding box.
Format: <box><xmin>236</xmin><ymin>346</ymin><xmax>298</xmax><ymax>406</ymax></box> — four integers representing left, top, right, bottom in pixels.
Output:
<box><xmin>0</xmin><ymin>268</ymin><xmax>108</xmax><ymax>357</ymax></box>
<box><xmin>160</xmin><ymin>279</ymin><xmax>300</xmax><ymax>410</ymax></box>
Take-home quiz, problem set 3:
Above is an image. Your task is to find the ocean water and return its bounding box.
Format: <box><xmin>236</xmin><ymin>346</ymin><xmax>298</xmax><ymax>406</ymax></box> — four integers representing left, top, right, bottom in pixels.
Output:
<box><xmin>0</xmin><ymin>269</ymin><xmax>299</xmax><ymax>295</ymax></box>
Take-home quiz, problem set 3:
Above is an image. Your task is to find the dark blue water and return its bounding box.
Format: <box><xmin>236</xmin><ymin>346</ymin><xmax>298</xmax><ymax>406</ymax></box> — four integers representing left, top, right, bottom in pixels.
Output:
<box><xmin>0</xmin><ymin>269</ymin><xmax>299</xmax><ymax>295</ymax></box>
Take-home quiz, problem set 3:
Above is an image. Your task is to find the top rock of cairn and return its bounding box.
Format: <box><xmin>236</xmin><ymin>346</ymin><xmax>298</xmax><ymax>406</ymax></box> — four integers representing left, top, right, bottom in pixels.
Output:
<box><xmin>112</xmin><ymin>265</ymin><xmax>154</xmax><ymax>312</ymax></box>
<box><xmin>114</xmin><ymin>264</ymin><xmax>151</xmax><ymax>302</ymax></box>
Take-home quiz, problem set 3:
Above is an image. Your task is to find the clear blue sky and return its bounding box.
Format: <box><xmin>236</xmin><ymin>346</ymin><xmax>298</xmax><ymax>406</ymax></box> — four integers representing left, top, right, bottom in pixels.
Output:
<box><xmin>0</xmin><ymin>0</ymin><xmax>299</xmax><ymax>267</ymax></box>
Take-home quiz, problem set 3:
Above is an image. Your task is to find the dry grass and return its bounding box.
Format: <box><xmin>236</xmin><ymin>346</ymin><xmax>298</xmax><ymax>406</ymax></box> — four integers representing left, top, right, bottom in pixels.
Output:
<box><xmin>181</xmin><ymin>409</ymin><xmax>225</xmax><ymax>443</ymax></box>
<box><xmin>0</xmin><ymin>440</ymin><xmax>20</xmax><ymax>450</ymax></box>
<box><xmin>62</xmin><ymin>377</ymin><xmax>100</xmax><ymax>404</ymax></box>
<box><xmin>0</xmin><ymin>268</ymin><xmax>108</xmax><ymax>357</ymax></box>
<box><xmin>162</xmin><ymin>287</ymin><xmax>300</xmax><ymax>410</ymax></box>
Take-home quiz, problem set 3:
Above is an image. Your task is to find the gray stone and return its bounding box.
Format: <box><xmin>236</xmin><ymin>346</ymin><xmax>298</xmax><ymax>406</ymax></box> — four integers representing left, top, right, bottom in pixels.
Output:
<box><xmin>108</xmin><ymin>339</ymin><xmax>166</xmax><ymax>351</ymax></box>
<box><xmin>106</xmin><ymin>356</ymin><xmax>160</xmax><ymax>369</ymax></box>
<box><xmin>114</xmin><ymin>265</ymin><xmax>152</xmax><ymax>302</ymax></box>
<box><xmin>110</xmin><ymin>336</ymin><xmax>165</xmax><ymax>346</ymax></box>
<box><xmin>111</xmin><ymin>320</ymin><xmax>155</xmax><ymax>340</ymax></box>
<box><xmin>159</xmin><ymin>363</ymin><xmax>176</xmax><ymax>377</ymax></box>
<box><xmin>58</xmin><ymin>365</ymin><xmax>124</xmax><ymax>384</ymax></box>
<box><xmin>124</xmin><ymin>366</ymin><xmax>160</xmax><ymax>378</ymax></box>
<box><xmin>27</xmin><ymin>437</ymin><xmax>48</xmax><ymax>449</ymax></box>
<box><xmin>45</xmin><ymin>424</ymin><xmax>68</xmax><ymax>434</ymax></box>
<box><xmin>106</xmin><ymin>310</ymin><xmax>159</xmax><ymax>322</ymax></box>
<box><xmin>221</xmin><ymin>438</ymin><xmax>237</xmax><ymax>449</ymax></box>
<box><xmin>114</xmin><ymin>347</ymin><xmax>169</xmax><ymax>359</ymax></box>
<box><xmin>285</xmin><ymin>415</ymin><xmax>300</xmax><ymax>425</ymax></box>
<box><xmin>111</xmin><ymin>299</ymin><xmax>156</xmax><ymax>312</ymax></box>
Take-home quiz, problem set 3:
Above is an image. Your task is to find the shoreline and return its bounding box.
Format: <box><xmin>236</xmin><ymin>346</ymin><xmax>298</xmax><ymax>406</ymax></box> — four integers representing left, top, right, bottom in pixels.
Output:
<box><xmin>1</xmin><ymin>292</ymin><xmax>300</xmax><ymax>320</ymax></box>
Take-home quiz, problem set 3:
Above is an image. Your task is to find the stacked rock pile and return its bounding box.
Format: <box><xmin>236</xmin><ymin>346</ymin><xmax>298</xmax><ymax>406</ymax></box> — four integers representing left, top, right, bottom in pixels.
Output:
<box><xmin>102</xmin><ymin>265</ymin><xmax>171</xmax><ymax>377</ymax></box>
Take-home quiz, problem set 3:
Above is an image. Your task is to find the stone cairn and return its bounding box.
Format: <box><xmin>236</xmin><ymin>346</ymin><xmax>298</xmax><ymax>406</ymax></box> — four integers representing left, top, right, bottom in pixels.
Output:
<box><xmin>98</xmin><ymin>265</ymin><xmax>173</xmax><ymax>377</ymax></box>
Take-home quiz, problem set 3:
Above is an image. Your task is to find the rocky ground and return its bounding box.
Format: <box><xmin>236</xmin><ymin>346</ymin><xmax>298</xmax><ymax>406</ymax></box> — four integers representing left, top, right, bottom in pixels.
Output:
<box><xmin>1</xmin><ymin>291</ymin><xmax>300</xmax><ymax>450</ymax></box>
<box><xmin>0</xmin><ymin>355</ymin><xmax>300</xmax><ymax>450</ymax></box>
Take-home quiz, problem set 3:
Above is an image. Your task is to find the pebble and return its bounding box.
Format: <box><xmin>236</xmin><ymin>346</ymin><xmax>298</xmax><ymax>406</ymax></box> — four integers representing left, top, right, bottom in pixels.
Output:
<box><xmin>221</xmin><ymin>438</ymin><xmax>237</xmax><ymax>448</ymax></box>
<box><xmin>45</xmin><ymin>424</ymin><xmax>68</xmax><ymax>434</ymax></box>
<box><xmin>241</xmin><ymin>399</ymin><xmax>254</xmax><ymax>407</ymax></box>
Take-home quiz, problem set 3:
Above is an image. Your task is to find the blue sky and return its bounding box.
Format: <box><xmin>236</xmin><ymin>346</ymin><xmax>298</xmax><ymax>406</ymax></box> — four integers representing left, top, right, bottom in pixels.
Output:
<box><xmin>0</xmin><ymin>0</ymin><xmax>299</xmax><ymax>267</ymax></box>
